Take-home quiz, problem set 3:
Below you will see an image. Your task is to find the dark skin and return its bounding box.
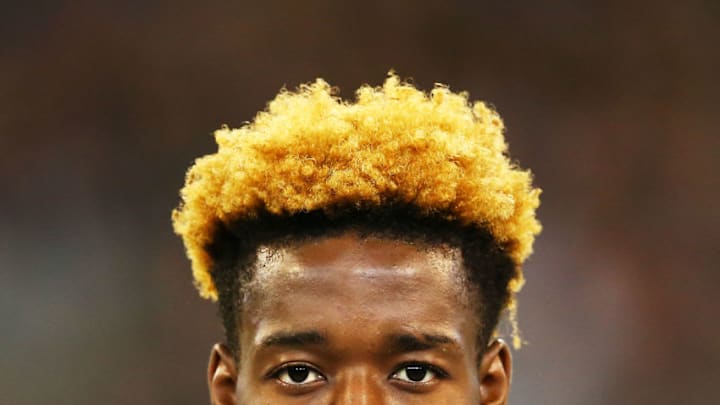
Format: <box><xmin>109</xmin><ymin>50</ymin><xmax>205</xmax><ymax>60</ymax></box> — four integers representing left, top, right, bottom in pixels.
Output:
<box><xmin>208</xmin><ymin>233</ymin><xmax>512</xmax><ymax>404</ymax></box>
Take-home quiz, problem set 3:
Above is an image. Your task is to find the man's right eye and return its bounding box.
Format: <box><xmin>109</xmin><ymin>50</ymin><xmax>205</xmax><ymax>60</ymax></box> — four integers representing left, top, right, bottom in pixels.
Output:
<box><xmin>273</xmin><ymin>364</ymin><xmax>326</xmax><ymax>385</ymax></box>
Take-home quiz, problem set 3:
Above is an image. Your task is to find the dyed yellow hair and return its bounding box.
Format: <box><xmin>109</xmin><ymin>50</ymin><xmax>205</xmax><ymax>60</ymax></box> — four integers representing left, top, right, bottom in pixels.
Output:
<box><xmin>172</xmin><ymin>74</ymin><xmax>541</xmax><ymax>344</ymax></box>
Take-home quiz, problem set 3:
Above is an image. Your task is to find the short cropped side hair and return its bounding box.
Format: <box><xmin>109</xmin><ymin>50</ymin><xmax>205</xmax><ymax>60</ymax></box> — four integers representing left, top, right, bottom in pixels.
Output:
<box><xmin>172</xmin><ymin>74</ymin><xmax>541</xmax><ymax>347</ymax></box>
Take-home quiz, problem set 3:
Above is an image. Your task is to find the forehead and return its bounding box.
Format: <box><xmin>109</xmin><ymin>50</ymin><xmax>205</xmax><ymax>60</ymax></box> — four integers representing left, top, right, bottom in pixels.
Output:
<box><xmin>253</xmin><ymin>233</ymin><xmax>464</xmax><ymax>289</ymax></box>
<box><xmin>240</xmin><ymin>233</ymin><xmax>478</xmax><ymax>353</ymax></box>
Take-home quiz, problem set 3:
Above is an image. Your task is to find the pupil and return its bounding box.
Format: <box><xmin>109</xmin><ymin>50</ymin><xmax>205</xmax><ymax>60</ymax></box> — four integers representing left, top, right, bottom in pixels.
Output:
<box><xmin>288</xmin><ymin>366</ymin><xmax>309</xmax><ymax>383</ymax></box>
<box><xmin>405</xmin><ymin>366</ymin><xmax>427</xmax><ymax>382</ymax></box>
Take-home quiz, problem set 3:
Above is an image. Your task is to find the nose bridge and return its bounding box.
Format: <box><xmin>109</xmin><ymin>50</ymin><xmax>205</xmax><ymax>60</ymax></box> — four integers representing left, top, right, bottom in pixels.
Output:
<box><xmin>331</xmin><ymin>365</ymin><xmax>385</xmax><ymax>405</ymax></box>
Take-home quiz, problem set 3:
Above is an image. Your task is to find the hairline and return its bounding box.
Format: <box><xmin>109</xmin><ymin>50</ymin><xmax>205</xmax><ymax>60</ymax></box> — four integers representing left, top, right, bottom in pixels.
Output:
<box><xmin>209</xmin><ymin>208</ymin><xmax>515</xmax><ymax>360</ymax></box>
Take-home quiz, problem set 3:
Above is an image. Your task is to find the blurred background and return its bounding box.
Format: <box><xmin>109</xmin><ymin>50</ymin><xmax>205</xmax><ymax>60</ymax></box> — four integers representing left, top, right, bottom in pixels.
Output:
<box><xmin>1</xmin><ymin>1</ymin><xmax>718</xmax><ymax>404</ymax></box>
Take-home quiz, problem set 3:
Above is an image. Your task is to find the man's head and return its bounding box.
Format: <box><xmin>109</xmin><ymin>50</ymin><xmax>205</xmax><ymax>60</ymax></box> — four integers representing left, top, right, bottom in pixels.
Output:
<box><xmin>172</xmin><ymin>74</ymin><xmax>541</xmax><ymax>403</ymax></box>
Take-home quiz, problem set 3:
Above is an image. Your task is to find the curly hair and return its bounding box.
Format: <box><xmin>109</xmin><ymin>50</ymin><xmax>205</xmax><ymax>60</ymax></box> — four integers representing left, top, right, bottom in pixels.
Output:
<box><xmin>172</xmin><ymin>73</ymin><xmax>541</xmax><ymax>349</ymax></box>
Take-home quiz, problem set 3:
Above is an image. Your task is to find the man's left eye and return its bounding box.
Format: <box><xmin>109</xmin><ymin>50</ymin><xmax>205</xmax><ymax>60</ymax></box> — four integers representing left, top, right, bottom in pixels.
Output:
<box><xmin>275</xmin><ymin>365</ymin><xmax>325</xmax><ymax>385</ymax></box>
<box><xmin>390</xmin><ymin>364</ymin><xmax>444</xmax><ymax>384</ymax></box>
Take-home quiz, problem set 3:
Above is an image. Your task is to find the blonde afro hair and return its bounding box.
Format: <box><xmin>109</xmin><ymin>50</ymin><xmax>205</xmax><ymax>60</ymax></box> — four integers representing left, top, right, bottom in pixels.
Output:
<box><xmin>172</xmin><ymin>74</ymin><xmax>541</xmax><ymax>343</ymax></box>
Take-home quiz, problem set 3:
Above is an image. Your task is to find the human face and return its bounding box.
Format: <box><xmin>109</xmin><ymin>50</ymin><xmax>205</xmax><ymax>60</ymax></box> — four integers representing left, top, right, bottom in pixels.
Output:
<box><xmin>208</xmin><ymin>233</ymin><xmax>511</xmax><ymax>404</ymax></box>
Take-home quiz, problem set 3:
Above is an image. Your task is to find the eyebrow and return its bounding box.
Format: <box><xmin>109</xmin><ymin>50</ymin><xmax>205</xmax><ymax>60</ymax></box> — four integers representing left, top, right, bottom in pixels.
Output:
<box><xmin>259</xmin><ymin>330</ymin><xmax>327</xmax><ymax>348</ymax></box>
<box><xmin>386</xmin><ymin>333</ymin><xmax>460</xmax><ymax>353</ymax></box>
<box><xmin>256</xmin><ymin>330</ymin><xmax>460</xmax><ymax>353</ymax></box>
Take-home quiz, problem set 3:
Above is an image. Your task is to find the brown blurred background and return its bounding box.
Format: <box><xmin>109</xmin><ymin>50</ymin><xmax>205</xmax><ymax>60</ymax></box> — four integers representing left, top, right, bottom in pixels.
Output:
<box><xmin>1</xmin><ymin>1</ymin><xmax>718</xmax><ymax>404</ymax></box>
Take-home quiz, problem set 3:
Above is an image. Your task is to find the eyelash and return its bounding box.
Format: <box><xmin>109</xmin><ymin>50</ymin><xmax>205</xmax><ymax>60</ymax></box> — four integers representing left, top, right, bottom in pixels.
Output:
<box><xmin>391</xmin><ymin>362</ymin><xmax>449</xmax><ymax>380</ymax></box>
<box><xmin>268</xmin><ymin>362</ymin><xmax>325</xmax><ymax>380</ymax></box>
<box><xmin>268</xmin><ymin>362</ymin><xmax>449</xmax><ymax>384</ymax></box>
